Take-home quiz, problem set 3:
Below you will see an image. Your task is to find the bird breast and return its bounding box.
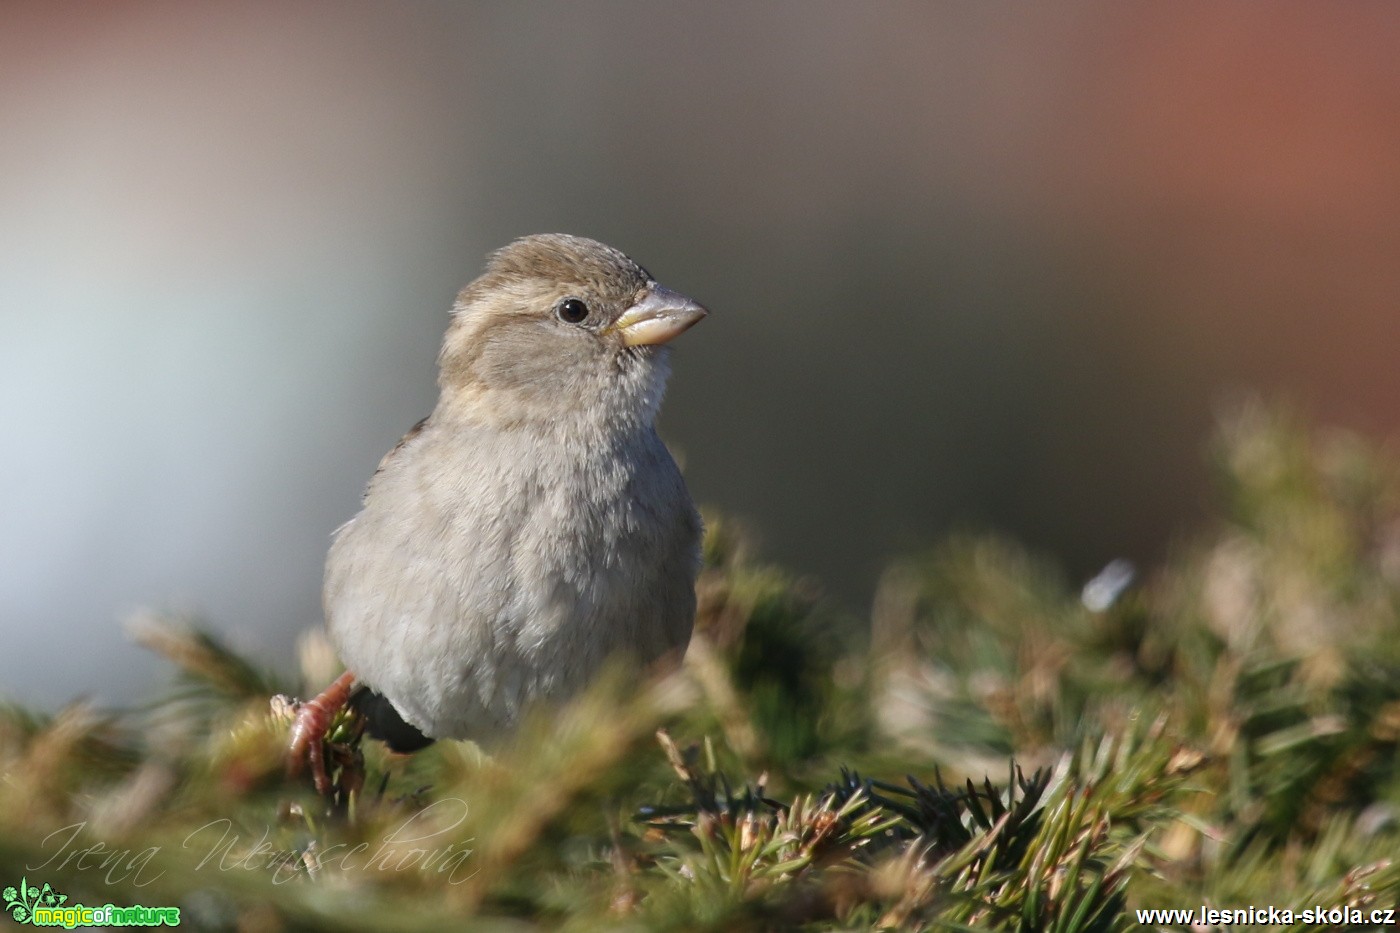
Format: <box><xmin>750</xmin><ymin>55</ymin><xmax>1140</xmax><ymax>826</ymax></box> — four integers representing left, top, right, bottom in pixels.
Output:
<box><xmin>324</xmin><ymin>419</ymin><xmax>698</xmax><ymax>739</ymax></box>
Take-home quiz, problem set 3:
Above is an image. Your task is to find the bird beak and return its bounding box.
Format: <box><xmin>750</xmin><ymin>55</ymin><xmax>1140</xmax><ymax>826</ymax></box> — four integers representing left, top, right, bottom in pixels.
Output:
<box><xmin>610</xmin><ymin>285</ymin><xmax>708</xmax><ymax>347</ymax></box>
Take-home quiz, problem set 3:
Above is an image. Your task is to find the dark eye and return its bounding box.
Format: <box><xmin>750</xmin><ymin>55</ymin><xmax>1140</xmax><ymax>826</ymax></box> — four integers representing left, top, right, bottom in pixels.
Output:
<box><xmin>556</xmin><ymin>298</ymin><xmax>589</xmax><ymax>324</ymax></box>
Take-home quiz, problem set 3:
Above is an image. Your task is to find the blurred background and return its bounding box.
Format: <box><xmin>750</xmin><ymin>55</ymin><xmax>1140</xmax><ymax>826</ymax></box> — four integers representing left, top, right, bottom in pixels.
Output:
<box><xmin>3</xmin><ymin>2</ymin><xmax>1399</xmax><ymax>709</ymax></box>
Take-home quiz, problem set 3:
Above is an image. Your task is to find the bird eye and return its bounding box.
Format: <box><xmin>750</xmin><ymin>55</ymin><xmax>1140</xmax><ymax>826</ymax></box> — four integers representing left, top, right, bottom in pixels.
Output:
<box><xmin>556</xmin><ymin>298</ymin><xmax>589</xmax><ymax>324</ymax></box>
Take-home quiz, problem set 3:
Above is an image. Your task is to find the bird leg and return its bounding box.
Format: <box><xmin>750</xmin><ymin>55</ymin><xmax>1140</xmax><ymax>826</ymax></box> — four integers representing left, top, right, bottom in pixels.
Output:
<box><xmin>287</xmin><ymin>670</ymin><xmax>357</xmax><ymax>795</ymax></box>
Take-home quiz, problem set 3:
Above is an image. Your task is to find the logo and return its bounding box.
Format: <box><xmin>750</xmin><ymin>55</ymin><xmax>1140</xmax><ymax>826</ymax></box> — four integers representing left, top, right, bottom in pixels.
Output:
<box><xmin>3</xmin><ymin>878</ymin><xmax>179</xmax><ymax>928</ymax></box>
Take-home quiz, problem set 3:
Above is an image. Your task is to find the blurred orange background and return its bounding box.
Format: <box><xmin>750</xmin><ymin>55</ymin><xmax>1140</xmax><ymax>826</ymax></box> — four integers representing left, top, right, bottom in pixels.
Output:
<box><xmin>3</xmin><ymin>2</ymin><xmax>1398</xmax><ymax>706</ymax></box>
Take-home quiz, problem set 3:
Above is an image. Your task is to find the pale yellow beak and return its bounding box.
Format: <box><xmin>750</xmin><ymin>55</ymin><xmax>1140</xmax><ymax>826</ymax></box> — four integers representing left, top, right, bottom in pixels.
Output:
<box><xmin>611</xmin><ymin>285</ymin><xmax>708</xmax><ymax>347</ymax></box>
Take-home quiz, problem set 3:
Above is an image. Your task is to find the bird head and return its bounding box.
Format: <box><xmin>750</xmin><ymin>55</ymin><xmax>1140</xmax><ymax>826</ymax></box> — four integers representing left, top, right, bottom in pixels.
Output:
<box><xmin>437</xmin><ymin>234</ymin><xmax>706</xmax><ymax>431</ymax></box>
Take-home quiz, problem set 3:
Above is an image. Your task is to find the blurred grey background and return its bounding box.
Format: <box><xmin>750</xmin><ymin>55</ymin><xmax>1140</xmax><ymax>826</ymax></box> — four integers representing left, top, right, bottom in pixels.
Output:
<box><xmin>4</xmin><ymin>2</ymin><xmax>1400</xmax><ymax>708</ymax></box>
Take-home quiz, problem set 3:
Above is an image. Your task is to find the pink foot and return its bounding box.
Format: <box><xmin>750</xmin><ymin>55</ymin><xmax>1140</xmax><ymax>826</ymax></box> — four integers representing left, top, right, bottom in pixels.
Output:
<box><xmin>287</xmin><ymin>671</ymin><xmax>356</xmax><ymax>795</ymax></box>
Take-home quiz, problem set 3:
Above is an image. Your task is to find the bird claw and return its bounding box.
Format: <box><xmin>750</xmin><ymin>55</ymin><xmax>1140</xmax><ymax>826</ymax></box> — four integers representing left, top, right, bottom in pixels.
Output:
<box><xmin>286</xmin><ymin>671</ymin><xmax>357</xmax><ymax>795</ymax></box>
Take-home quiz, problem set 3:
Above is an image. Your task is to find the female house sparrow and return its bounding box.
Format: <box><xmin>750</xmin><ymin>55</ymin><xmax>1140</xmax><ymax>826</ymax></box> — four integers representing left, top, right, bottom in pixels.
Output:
<box><xmin>289</xmin><ymin>234</ymin><xmax>706</xmax><ymax>791</ymax></box>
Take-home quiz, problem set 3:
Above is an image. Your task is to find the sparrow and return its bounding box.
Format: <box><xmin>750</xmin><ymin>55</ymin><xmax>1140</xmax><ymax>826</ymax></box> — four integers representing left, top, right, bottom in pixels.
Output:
<box><xmin>289</xmin><ymin>234</ymin><xmax>707</xmax><ymax>792</ymax></box>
